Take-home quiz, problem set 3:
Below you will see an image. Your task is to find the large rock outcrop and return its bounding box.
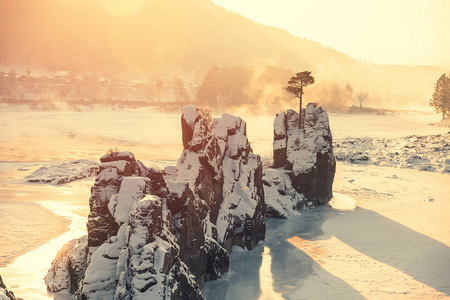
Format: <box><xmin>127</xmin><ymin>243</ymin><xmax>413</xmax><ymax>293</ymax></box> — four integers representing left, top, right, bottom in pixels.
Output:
<box><xmin>45</xmin><ymin>106</ymin><xmax>264</xmax><ymax>299</ymax></box>
<box><xmin>267</xmin><ymin>104</ymin><xmax>336</xmax><ymax>216</ymax></box>
<box><xmin>81</xmin><ymin>195</ymin><xmax>203</xmax><ymax>300</ymax></box>
<box><xmin>176</xmin><ymin>106</ymin><xmax>266</xmax><ymax>252</ymax></box>
<box><xmin>45</xmin><ymin>151</ymin><xmax>211</xmax><ymax>299</ymax></box>
<box><xmin>86</xmin><ymin>151</ymin><xmax>147</xmax><ymax>248</ymax></box>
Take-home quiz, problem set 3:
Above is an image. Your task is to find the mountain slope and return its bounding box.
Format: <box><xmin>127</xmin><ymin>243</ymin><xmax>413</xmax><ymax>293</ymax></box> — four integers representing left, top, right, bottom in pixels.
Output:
<box><xmin>0</xmin><ymin>0</ymin><xmax>445</xmax><ymax>109</ymax></box>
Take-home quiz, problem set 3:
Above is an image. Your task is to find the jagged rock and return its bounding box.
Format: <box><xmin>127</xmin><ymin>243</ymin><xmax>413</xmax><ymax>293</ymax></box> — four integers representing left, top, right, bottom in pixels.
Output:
<box><xmin>213</xmin><ymin>114</ymin><xmax>265</xmax><ymax>251</ymax></box>
<box><xmin>47</xmin><ymin>149</ymin><xmax>225</xmax><ymax>299</ymax></box>
<box><xmin>86</xmin><ymin>151</ymin><xmax>148</xmax><ymax>247</ymax></box>
<box><xmin>176</xmin><ymin>106</ymin><xmax>266</xmax><ymax>251</ymax></box>
<box><xmin>166</xmin><ymin>181</ymin><xmax>207</xmax><ymax>287</ymax></box>
<box><xmin>99</xmin><ymin>151</ymin><xmax>147</xmax><ymax>177</ymax></box>
<box><xmin>273</xmin><ymin>111</ymin><xmax>287</xmax><ymax>168</ymax></box>
<box><xmin>0</xmin><ymin>275</ymin><xmax>17</xmax><ymax>300</ymax></box>
<box><xmin>45</xmin><ymin>236</ymin><xmax>88</xmax><ymax>294</ymax></box>
<box><xmin>203</xmin><ymin>237</ymin><xmax>229</xmax><ymax>282</ymax></box>
<box><xmin>80</xmin><ymin>196</ymin><xmax>203</xmax><ymax>300</ymax></box>
<box><xmin>270</xmin><ymin>104</ymin><xmax>336</xmax><ymax>209</ymax></box>
<box><xmin>46</xmin><ymin>105</ymin><xmax>266</xmax><ymax>299</ymax></box>
<box><xmin>177</xmin><ymin>106</ymin><xmax>223</xmax><ymax>225</ymax></box>
<box><xmin>86</xmin><ymin>166</ymin><xmax>122</xmax><ymax>247</ymax></box>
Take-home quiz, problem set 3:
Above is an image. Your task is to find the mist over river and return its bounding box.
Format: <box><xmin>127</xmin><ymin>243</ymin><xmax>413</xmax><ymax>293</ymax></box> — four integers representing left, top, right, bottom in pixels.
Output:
<box><xmin>0</xmin><ymin>108</ymin><xmax>445</xmax><ymax>162</ymax></box>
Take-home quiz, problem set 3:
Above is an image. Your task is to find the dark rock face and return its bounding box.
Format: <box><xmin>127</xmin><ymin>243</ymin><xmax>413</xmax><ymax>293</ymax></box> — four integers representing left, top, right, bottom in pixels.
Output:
<box><xmin>166</xmin><ymin>181</ymin><xmax>208</xmax><ymax>288</ymax></box>
<box><xmin>86</xmin><ymin>151</ymin><xmax>149</xmax><ymax>247</ymax></box>
<box><xmin>176</xmin><ymin>106</ymin><xmax>266</xmax><ymax>252</ymax></box>
<box><xmin>271</xmin><ymin>104</ymin><xmax>336</xmax><ymax>208</ymax></box>
<box><xmin>112</xmin><ymin>196</ymin><xmax>203</xmax><ymax>300</ymax></box>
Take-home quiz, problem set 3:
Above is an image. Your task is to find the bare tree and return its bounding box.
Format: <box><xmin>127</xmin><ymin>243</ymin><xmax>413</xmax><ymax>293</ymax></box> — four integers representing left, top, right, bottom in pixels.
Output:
<box><xmin>171</xmin><ymin>76</ymin><xmax>188</xmax><ymax>103</ymax></box>
<box><xmin>356</xmin><ymin>91</ymin><xmax>368</xmax><ymax>108</ymax></box>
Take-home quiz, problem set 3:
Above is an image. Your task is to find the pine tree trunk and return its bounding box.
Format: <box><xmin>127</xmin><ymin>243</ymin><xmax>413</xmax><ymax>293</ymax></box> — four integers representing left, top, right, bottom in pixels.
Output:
<box><xmin>299</xmin><ymin>94</ymin><xmax>302</xmax><ymax>129</ymax></box>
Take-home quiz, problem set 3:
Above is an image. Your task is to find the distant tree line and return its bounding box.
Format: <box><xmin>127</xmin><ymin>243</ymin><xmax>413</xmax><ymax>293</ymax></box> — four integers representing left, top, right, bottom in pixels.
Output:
<box><xmin>1</xmin><ymin>66</ymin><xmax>379</xmax><ymax>113</ymax></box>
<box><xmin>195</xmin><ymin>65</ymin><xmax>293</xmax><ymax>110</ymax></box>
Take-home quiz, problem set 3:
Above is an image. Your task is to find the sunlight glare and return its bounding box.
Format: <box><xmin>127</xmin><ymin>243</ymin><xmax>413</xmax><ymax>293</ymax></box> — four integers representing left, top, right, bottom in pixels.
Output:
<box><xmin>258</xmin><ymin>246</ymin><xmax>283</xmax><ymax>300</ymax></box>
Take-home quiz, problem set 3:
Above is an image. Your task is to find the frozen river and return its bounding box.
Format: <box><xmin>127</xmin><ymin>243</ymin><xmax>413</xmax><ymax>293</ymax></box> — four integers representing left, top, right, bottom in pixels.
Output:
<box><xmin>0</xmin><ymin>108</ymin><xmax>449</xmax><ymax>299</ymax></box>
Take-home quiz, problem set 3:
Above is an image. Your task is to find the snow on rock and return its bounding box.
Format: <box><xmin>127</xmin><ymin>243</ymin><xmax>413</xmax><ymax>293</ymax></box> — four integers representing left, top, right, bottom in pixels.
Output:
<box><xmin>45</xmin><ymin>236</ymin><xmax>88</xmax><ymax>294</ymax></box>
<box><xmin>108</xmin><ymin>177</ymin><xmax>151</xmax><ymax>225</ymax></box>
<box><xmin>177</xmin><ymin>106</ymin><xmax>265</xmax><ymax>252</ymax></box>
<box><xmin>100</xmin><ymin>151</ymin><xmax>147</xmax><ymax>177</ymax></box>
<box><xmin>0</xmin><ymin>275</ymin><xmax>16</xmax><ymax>300</ymax></box>
<box><xmin>46</xmin><ymin>106</ymin><xmax>266</xmax><ymax>299</ymax></box>
<box><xmin>78</xmin><ymin>195</ymin><xmax>203</xmax><ymax>300</ymax></box>
<box><xmin>270</xmin><ymin>104</ymin><xmax>336</xmax><ymax>211</ymax></box>
<box><xmin>334</xmin><ymin>133</ymin><xmax>450</xmax><ymax>173</ymax></box>
<box><xmin>112</xmin><ymin>196</ymin><xmax>202</xmax><ymax>300</ymax></box>
<box><xmin>25</xmin><ymin>159</ymin><xmax>99</xmax><ymax>185</ymax></box>
<box><xmin>165</xmin><ymin>180</ymin><xmax>229</xmax><ymax>288</ymax></box>
<box><xmin>86</xmin><ymin>151</ymin><xmax>150</xmax><ymax>248</ymax></box>
<box><xmin>100</xmin><ymin>151</ymin><xmax>136</xmax><ymax>163</ymax></box>
<box><xmin>86</xmin><ymin>165</ymin><xmax>122</xmax><ymax>248</ymax></box>
<box><xmin>262</xmin><ymin>168</ymin><xmax>307</xmax><ymax>218</ymax></box>
<box><xmin>47</xmin><ymin>146</ymin><xmax>228</xmax><ymax>298</ymax></box>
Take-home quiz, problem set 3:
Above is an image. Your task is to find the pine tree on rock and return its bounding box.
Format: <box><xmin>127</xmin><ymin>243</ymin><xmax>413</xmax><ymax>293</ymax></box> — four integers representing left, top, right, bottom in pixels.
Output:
<box><xmin>285</xmin><ymin>71</ymin><xmax>315</xmax><ymax>128</ymax></box>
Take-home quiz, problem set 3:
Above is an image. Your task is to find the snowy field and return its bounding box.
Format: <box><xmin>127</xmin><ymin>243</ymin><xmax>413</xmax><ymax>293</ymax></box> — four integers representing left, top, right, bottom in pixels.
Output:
<box><xmin>0</xmin><ymin>108</ymin><xmax>449</xmax><ymax>299</ymax></box>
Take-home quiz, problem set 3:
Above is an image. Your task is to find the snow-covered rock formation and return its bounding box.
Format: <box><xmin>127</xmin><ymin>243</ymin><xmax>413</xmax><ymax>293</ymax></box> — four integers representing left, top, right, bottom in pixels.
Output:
<box><xmin>176</xmin><ymin>106</ymin><xmax>265</xmax><ymax>252</ymax></box>
<box><xmin>26</xmin><ymin>159</ymin><xmax>99</xmax><ymax>185</ymax></box>
<box><xmin>45</xmin><ymin>106</ymin><xmax>265</xmax><ymax>299</ymax></box>
<box><xmin>266</xmin><ymin>104</ymin><xmax>335</xmax><ymax>217</ymax></box>
<box><xmin>45</xmin><ymin>151</ymin><xmax>210</xmax><ymax>299</ymax></box>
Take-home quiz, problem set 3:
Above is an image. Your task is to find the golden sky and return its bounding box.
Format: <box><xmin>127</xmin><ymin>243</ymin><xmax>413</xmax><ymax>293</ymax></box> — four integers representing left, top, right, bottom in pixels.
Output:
<box><xmin>212</xmin><ymin>0</ymin><xmax>450</xmax><ymax>66</ymax></box>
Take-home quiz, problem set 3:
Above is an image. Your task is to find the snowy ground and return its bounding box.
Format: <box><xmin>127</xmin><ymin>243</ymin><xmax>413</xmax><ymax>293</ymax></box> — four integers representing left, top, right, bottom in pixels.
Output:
<box><xmin>0</xmin><ymin>109</ymin><xmax>449</xmax><ymax>299</ymax></box>
<box><xmin>284</xmin><ymin>163</ymin><xmax>450</xmax><ymax>299</ymax></box>
<box><xmin>335</xmin><ymin>133</ymin><xmax>450</xmax><ymax>173</ymax></box>
<box><xmin>203</xmin><ymin>162</ymin><xmax>450</xmax><ymax>299</ymax></box>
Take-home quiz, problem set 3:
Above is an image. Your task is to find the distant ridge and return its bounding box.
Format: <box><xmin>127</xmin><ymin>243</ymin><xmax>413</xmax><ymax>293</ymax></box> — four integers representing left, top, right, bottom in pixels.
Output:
<box><xmin>0</xmin><ymin>0</ymin><xmax>445</xmax><ymax>108</ymax></box>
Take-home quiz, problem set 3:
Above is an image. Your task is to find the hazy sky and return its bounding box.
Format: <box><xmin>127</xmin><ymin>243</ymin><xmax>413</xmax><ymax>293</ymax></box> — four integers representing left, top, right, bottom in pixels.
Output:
<box><xmin>212</xmin><ymin>0</ymin><xmax>450</xmax><ymax>66</ymax></box>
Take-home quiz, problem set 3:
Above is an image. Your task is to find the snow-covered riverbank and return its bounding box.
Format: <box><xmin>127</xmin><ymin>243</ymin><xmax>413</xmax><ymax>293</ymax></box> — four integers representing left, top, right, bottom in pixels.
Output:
<box><xmin>335</xmin><ymin>133</ymin><xmax>450</xmax><ymax>173</ymax></box>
